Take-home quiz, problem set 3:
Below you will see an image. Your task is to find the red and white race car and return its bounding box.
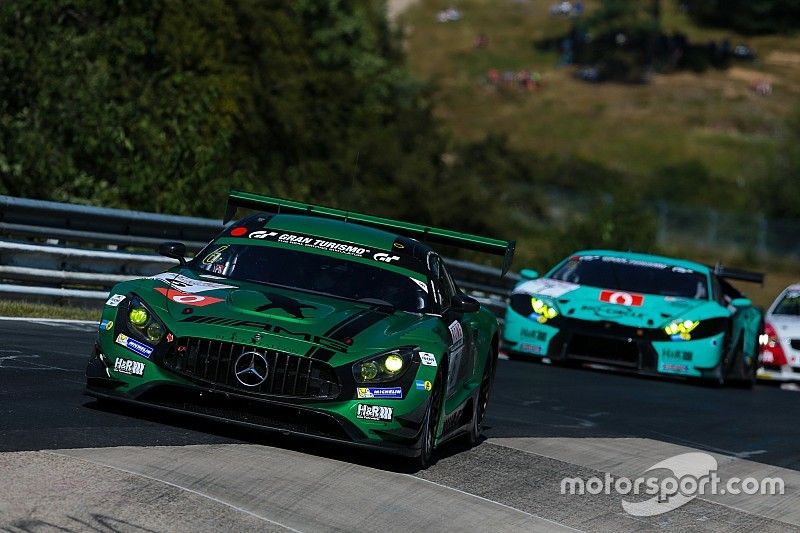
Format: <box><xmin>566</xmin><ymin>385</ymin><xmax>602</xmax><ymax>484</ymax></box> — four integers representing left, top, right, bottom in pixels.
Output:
<box><xmin>758</xmin><ymin>284</ymin><xmax>800</xmax><ymax>380</ymax></box>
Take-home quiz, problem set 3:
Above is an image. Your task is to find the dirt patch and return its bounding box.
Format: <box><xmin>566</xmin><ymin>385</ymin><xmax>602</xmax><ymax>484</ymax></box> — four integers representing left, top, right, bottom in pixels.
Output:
<box><xmin>766</xmin><ymin>50</ymin><xmax>800</xmax><ymax>67</ymax></box>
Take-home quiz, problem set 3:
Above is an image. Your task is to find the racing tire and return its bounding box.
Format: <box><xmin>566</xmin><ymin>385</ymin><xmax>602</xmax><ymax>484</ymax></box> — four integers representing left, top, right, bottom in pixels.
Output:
<box><xmin>466</xmin><ymin>348</ymin><xmax>497</xmax><ymax>446</ymax></box>
<box><xmin>413</xmin><ymin>369</ymin><xmax>444</xmax><ymax>470</ymax></box>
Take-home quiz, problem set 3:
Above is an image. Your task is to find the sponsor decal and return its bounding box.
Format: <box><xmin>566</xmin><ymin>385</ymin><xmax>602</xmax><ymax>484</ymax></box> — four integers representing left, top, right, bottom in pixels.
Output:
<box><xmin>212</xmin><ymin>264</ymin><xmax>225</xmax><ymax>274</ymax></box>
<box><xmin>410</xmin><ymin>277</ymin><xmax>429</xmax><ymax>293</ymax></box>
<box><xmin>662</xmin><ymin>363</ymin><xmax>689</xmax><ymax>373</ymax></box>
<box><xmin>155</xmin><ymin>288</ymin><xmax>224</xmax><ymax>306</ymax></box>
<box><xmin>113</xmin><ymin>357</ymin><xmax>145</xmax><ymax>377</ymax></box>
<box><xmin>181</xmin><ymin>315</ymin><xmax>351</xmax><ymax>353</ymax></box>
<box><xmin>599</xmin><ymin>290</ymin><xmax>644</xmax><ymax>307</ymax></box>
<box><xmin>521</xmin><ymin>328</ymin><xmax>547</xmax><ymax>341</ymax></box>
<box><xmin>600</xmin><ymin>256</ymin><xmax>670</xmax><ymax>270</ymax></box>
<box><xmin>373</xmin><ymin>252</ymin><xmax>399</xmax><ymax>263</ymax></box>
<box><xmin>150</xmin><ymin>273</ymin><xmax>236</xmax><ymax>294</ymax></box>
<box><xmin>357</xmin><ymin>387</ymin><xmax>403</xmax><ymax>399</ymax></box>
<box><xmin>202</xmin><ymin>245</ymin><xmax>228</xmax><ymax>264</ymax></box>
<box><xmin>419</xmin><ymin>351</ymin><xmax>437</xmax><ymax>366</ymax></box>
<box><xmin>166</xmin><ymin>333</ymin><xmax>174</xmax><ymax>343</ymax></box>
<box><xmin>245</xmin><ymin>228</ymin><xmax>425</xmax><ymax>271</ymax></box>
<box><xmin>663</xmin><ymin>349</ymin><xmax>692</xmax><ymax>361</ymax></box>
<box><xmin>447</xmin><ymin>321</ymin><xmax>465</xmax><ymax>393</ymax></box>
<box><xmin>514</xmin><ymin>278</ymin><xmax>579</xmax><ymax>298</ymax></box>
<box><xmin>448</xmin><ymin>321</ymin><xmax>464</xmax><ymax>343</ymax></box>
<box><xmin>105</xmin><ymin>294</ymin><xmax>126</xmax><ymax>307</ymax></box>
<box><xmin>415</xmin><ymin>380</ymin><xmax>433</xmax><ymax>391</ymax></box>
<box><xmin>115</xmin><ymin>334</ymin><xmax>154</xmax><ymax>359</ymax></box>
<box><xmin>519</xmin><ymin>343</ymin><xmax>542</xmax><ymax>354</ymax></box>
<box><xmin>356</xmin><ymin>404</ymin><xmax>394</xmax><ymax>421</ymax></box>
<box><xmin>98</xmin><ymin>319</ymin><xmax>114</xmax><ymax>331</ymax></box>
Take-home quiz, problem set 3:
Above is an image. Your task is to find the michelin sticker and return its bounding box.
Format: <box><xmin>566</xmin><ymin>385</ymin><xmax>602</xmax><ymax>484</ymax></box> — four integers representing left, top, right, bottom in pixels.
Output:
<box><xmin>149</xmin><ymin>273</ymin><xmax>236</xmax><ymax>294</ymax></box>
<box><xmin>419</xmin><ymin>351</ymin><xmax>437</xmax><ymax>367</ymax></box>
<box><xmin>513</xmin><ymin>278</ymin><xmax>579</xmax><ymax>298</ymax></box>
<box><xmin>113</xmin><ymin>358</ymin><xmax>145</xmax><ymax>377</ymax></box>
<box><xmin>105</xmin><ymin>294</ymin><xmax>126</xmax><ymax>307</ymax></box>
<box><xmin>357</xmin><ymin>387</ymin><xmax>403</xmax><ymax>399</ymax></box>
<box><xmin>115</xmin><ymin>334</ymin><xmax>154</xmax><ymax>359</ymax></box>
<box><xmin>356</xmin><ymin>404</ymin><xmax>393</xmax><ymax>421</ymax></box>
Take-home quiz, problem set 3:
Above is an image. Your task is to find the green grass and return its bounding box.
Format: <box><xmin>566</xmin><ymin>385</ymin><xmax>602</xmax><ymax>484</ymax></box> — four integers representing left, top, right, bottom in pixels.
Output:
<box><xmin>401</xmin><ymin>0</ymin><xmax>799</xmax><ymax>198</ymax></box>
<box><xmin>0</xmin><ymin>300</ymin><xmax>101</xmax><ymax>321</ymax></box>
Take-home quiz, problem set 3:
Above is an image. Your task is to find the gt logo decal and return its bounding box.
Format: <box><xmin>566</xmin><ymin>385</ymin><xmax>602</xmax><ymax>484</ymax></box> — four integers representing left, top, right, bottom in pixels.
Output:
<box><xmin>373</xmin><ymin>252</ymin><xmax>400</xmax><ymax>263</ymax></box>
<box><xmin>155</xmin><ymin>288</ymin><xmax>224</xmax><ymax>306</ymax></box>
<box><xmin>600</xmin><ymin>290</ymin><xmax>644</xmax><ymax>307</ymax></box>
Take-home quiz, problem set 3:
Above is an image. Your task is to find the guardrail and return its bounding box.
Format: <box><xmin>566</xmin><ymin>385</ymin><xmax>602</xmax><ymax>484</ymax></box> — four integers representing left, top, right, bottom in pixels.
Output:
<box><xmin>0</xmin><ymin>195</ymin><xmax>518</xmax><ymax>316</ymax></box>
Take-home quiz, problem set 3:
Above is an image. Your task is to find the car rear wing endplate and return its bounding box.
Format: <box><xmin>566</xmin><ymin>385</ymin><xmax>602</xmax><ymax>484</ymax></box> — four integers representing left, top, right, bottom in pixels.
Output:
<box><xmin>224</xmin><ymin>190</ymin><xmax>516</xmax><ymax>275</ymax></box>
<box><xmin>713</xmin><ymin>263</ymin><xmax>765</xmax><ymax>285</ymax></box>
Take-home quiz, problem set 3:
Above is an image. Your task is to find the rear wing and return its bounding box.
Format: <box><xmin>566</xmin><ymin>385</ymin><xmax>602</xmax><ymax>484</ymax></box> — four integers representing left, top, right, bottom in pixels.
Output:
<box><xmin>224</xmin><ymin>190</ymin><xmax>515</xmax><ymax>275</ymax></box>
<box><xmin>713</xmin><ymin>263</ymin><xmax>765</xmax><ymax>285</ymax></box>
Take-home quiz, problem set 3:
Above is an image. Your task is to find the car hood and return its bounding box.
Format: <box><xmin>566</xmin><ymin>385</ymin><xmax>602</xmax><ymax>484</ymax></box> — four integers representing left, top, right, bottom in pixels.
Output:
<box><xmin>513</xmin><ymin>278</ymin><xmax>724</xmax><ymax>328</ymax></box>
<box><xmin>113</xmin><ymin>269</ymin><xmax>432</xmax><ymax>363</ymax></box>
<box><xmin>766</xmin><ymin>314</ymin><xmax>800</xmax><ymax>338</ymax></box>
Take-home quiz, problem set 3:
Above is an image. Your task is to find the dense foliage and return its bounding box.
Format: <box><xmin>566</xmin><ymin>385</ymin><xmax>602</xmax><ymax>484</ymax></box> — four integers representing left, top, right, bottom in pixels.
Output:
<box><xmin>0</xmin><ymin>0</ymin><xmax>506</xmax><ymax>232</ymax></box>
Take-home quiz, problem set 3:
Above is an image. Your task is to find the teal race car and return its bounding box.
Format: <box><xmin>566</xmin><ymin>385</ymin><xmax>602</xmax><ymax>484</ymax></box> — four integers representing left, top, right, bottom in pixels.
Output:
<box><xmin>86</xmin><ymin>191</ymin><xmax>514</xmax><ymax>467</ymax></box>
<box><xmin>503</xmin><ymin>250</ymin><xmax>764</xmax><ymax>386</ymax></box>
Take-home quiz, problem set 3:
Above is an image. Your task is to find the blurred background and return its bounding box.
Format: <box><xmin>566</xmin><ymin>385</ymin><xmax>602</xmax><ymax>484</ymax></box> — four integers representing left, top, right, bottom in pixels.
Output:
<box><xmin>1</xmin><ymin>0</ymin><xmax>799</xmax><ymax>306</ymax></box>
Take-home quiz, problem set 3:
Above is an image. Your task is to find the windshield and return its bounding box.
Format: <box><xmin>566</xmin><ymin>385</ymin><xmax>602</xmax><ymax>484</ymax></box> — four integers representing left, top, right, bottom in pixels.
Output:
<box><xmin>773</xmin><ymin>291</ymin><xmax>800</xmax><ymax>316</ymax></box>
<box><xmin>192</xmin><ymin>243</ymin><xmax>429</xmax><ymax>312</ymax></box>
<box><xmin>549</xmin><ymin>255</ymin><xmax>709</xmax><ymax>299</ymax></box>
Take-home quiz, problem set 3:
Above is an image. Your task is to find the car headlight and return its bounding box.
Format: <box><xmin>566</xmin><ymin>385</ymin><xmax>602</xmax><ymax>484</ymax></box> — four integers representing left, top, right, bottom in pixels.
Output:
<box><xmin>664</xmin><ymin>319</ymin><xmax>700</xmax><ymax>341</ymax></box>
<box><xmin>126</xmin><ymin>297</ymin><xmax>166</xmax><ymax>344</ymax></box>
<box><xmin>353</xmin><ymin>348</ymin><xmax>414</xmax><ymax>384</ymax></box>
<box><xmin>509</xmin><ymin>293</ymin><xmax>560</xmax><ymax>324</ymax></box>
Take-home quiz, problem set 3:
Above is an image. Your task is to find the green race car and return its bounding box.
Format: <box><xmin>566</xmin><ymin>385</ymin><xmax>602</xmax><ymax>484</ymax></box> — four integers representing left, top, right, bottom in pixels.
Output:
<box><xmin>86</xmin><ymin>191</ymin><xmax>514</xmax><ymax>466</ymax></box>
<box><xmin>502</xmin><ymin>250</ymin><xmax>763</xmax><ymax>386</ymax></box>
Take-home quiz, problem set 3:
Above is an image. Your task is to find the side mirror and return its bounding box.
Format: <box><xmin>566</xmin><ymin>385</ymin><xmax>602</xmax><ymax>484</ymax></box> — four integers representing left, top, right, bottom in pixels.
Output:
<box><xmin>158</xmin><ymin>242</ymin><xmax>187</xmax><ymax>266</ymax></box>
<box><xmin>451</xmin><ymin>294</ymin><xmax>480</xmax><ymax>314</ymax></box>
<box><xmin>520</xmin><ymin>268</ymin><xmax>539</xmax><ymax>280</ymax></box>
<box><xmin>730</xmin><ymin>297</ymin><xmax>752</xmax><ymax>309</ymax></box>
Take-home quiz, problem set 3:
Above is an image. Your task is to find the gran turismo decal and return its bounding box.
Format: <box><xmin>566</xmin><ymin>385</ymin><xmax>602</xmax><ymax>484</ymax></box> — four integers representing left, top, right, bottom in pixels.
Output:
<box><xmin>419</xmin><ymin>351</ymin><xmax>437</xmax><ymax>366</ymax></box>
<box><xmin>150</xmin><ymin>273</ymin><xmax>236</xmax><ymax>294</ymax></box>
<box><xmin>600</xmin><ymin>290</ymin><xmax>644</xmax><ymax>307</ymax></box>
<box><xmin>105</xmin><ymin>294</ymin><xmax>126</xmax><ymax>307</ymax></box>
<box><xmin>447</xmin><ymin>321</ymin><xmax>465</xmax><ymax>393</ymax></box>
<box><xmin>113</xmin><ymin>357</ymin><xmax>145</xmax><ymax>376</ymax></box>
<box><xmin>357</xmin><ymin>387</ymin><xmax>403</xmax><ymax>399</ymax></box>
<box><xmin>155</xmin><ymin>288</ymin><xmax>224</xmax><ymax>307</ymax></box>
<box><xmin>242</xmin><ymin>228</ymin><xmax>426</xmax><ymax>272</ymax></box>
<box><xmin>115</xmin><ymin>334</ymin><xmax>154</xmax><ymax>359</ymax></box>
<box><xmin>356</xmin><ymin>404</ymin><xmax>394</xmax><ymax>421</ymax></box>
<box><xmin>181</xmin><ymin>315</ymin><xmax>351</xmax><ymax>352</ymax></box>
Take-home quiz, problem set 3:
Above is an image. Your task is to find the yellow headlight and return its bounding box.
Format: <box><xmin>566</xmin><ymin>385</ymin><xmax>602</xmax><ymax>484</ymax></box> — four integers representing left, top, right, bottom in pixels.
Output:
<box><xmin>384</xmin><ymin>354</ymin><xmax>404</xmax><ymax>373</ymax></box>
<box><xmin>129</xmin><ymin>307</ymin><xmax>148</xmax><ymax>327</ymax></box>
<box><xmin>359</xmin><ymin>361</ymin><xmax>379</xmax><ymax>381</ymax></box>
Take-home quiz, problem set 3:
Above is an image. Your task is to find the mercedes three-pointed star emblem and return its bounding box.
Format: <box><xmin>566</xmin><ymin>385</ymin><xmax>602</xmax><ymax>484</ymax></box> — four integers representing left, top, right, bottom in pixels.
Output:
<box><xmin>233</xmin><ymin>350</ymin><xmax>269</xmax><ymax>387</ymax></box>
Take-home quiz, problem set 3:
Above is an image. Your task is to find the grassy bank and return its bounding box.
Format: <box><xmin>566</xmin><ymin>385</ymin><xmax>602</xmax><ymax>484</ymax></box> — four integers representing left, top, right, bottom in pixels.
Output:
<box><xmin>0</xmin><ymin>301</ymin><xmax>101</xmax><ymax>321</ymax></box>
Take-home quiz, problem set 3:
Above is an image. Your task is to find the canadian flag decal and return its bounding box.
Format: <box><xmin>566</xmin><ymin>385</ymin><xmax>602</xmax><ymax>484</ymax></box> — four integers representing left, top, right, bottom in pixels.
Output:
<box><xmin>599</xmin><ymin>290</ymin><xmax>644</xmax><ymax>307</ymax></box>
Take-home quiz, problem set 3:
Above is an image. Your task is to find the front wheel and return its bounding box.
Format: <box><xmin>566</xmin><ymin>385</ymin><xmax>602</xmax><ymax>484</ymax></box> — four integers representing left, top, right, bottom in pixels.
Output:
<box><xmin>467</xmin><ymin>349</ymin><xmax>496</xmax><ymax>446</ymax></box>
<box><xmin>413</xmin><ymin>371</ymin><xmax>444</xmax><ymax>469</ymax></box>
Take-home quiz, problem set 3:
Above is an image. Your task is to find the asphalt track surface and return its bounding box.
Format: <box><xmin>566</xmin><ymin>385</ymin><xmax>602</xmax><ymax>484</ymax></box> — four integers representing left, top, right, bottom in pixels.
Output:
<box><xmin>2</xmin><ymin>319</ymin><xmax>800</xmax><ymax>532</ymax></box>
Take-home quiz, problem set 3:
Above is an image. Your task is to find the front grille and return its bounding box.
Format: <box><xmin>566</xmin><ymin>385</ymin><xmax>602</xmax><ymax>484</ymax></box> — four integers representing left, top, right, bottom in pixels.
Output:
<box><xmin>162</xmin><ymin>337</ymin><xmax>340</xmax><ymax>399</ymax></box>
<box><xmin>791</xmin><ymin>339</ymin><xmax>800</xmax><ymax>351</ymax></box>
<box><xmin>567</xmin><ymin>334</ymin><xmax>640</xmax><ymax>367</ymax></box>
